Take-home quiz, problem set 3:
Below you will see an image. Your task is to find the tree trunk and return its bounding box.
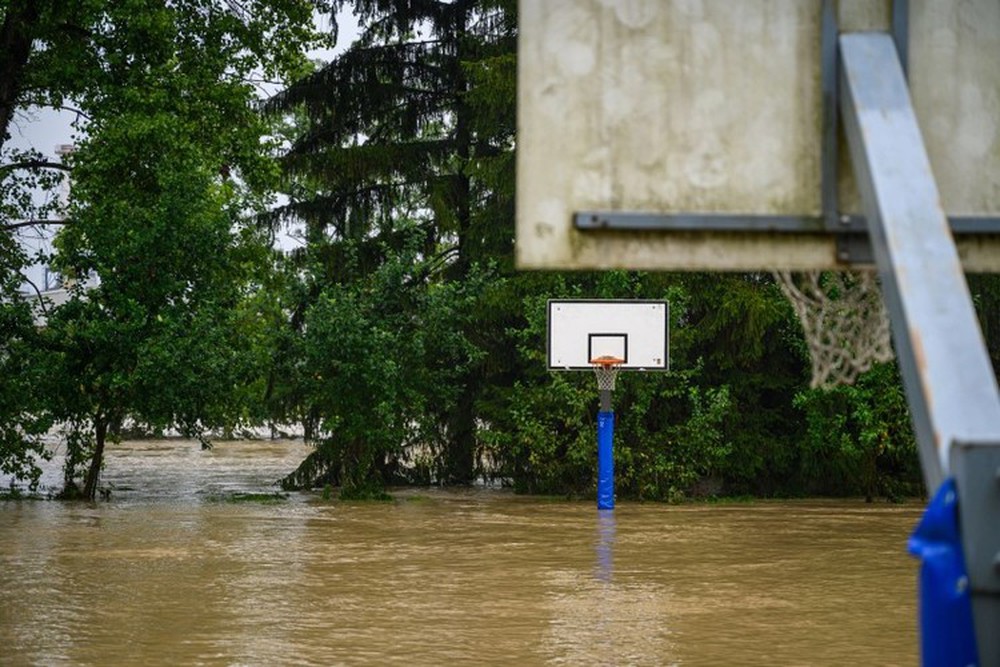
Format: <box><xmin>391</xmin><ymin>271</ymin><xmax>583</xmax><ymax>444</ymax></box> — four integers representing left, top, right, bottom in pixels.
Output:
<box><xmin>0</xmin><ymin>0</ymin><xmax>40</xmax><ymax>149</ymax></box>
<box><xmin>444</xmin><ymin>390</ymin><xmax>477</xmax><ymax>484</ymax></box>
<box><xmin>81</xmin><ymin>416</ymin><xmax>107</xmax><ymax>501</ymax></box>
<box><xmin>440</xmin><ymin>2</ymin><xmax>478</xmax><ymax>485</ymax></box>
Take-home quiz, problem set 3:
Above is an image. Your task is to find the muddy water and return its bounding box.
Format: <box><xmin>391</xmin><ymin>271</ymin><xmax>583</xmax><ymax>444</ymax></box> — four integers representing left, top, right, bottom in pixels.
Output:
<box><xmin>0</xmin><ymin>440</ymin><xmax>921</xmax><ymax>666</ymax></box>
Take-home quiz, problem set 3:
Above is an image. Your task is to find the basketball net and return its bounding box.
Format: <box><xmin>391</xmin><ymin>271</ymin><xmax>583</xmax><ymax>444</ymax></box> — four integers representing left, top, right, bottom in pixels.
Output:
<box><xmin>591</xmin><ymin>356</ymin><xmax>624</xmax><ymax>392</ymax></box>
<box><xmin>774</xmin><ymin>270</ymin><xmax>895</xmax><ymax>389</ymax></box>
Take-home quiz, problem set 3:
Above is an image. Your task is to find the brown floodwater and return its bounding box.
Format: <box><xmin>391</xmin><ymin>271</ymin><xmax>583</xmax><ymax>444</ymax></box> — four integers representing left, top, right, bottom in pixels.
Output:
<box><xmin>0</xmin><ymin>440</ymin><xmax>921</xmax><ymax>665</ymax></box>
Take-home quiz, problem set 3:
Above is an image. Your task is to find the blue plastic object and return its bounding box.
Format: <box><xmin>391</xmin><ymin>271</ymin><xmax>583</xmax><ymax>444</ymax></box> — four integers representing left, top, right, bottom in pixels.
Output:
<box><xmin>597</xmin><ymin>411</ymin><xmax>615</xmax><ymax>510</ymax></box>
<box><xmin>907</xmin><ymin>478</ymin><xmax>979</xmax><ymax>667</ymax></box>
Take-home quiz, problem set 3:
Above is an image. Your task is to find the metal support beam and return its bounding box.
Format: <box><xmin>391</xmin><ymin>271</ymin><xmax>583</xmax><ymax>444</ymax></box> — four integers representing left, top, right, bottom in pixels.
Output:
<box><xmin>838</xmin><ymin>29</ymin><xmax>1000</xmax><ymax>492</ymax></box>
<box><xmin>574</xmin><ymin>211</ymin><xmax>1000</xmax><ymax>235</ymax></box>
<box><xmin>839</xmin><ymin>31</ymin><xmax>1000</xmax><ymax>663</ymax></box>
<box><xmin>573</xmin><ymin>211</ymin><xmax>1000</xmax><ymax>267</ymax></box>
<box><xmin>821</xmin><ymin>0</ymin><xmax>840</xmax><ymax>232</ymax></box>
<box><xmin>950</xmin><ymin>441</ymin><xmax>1000</xmax><ymax>663</ymax></box>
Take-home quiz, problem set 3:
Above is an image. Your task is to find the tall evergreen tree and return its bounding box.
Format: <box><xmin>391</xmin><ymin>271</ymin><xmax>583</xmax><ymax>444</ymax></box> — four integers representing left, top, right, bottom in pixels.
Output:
<box><xmin>267</xmin><ymin>0</ymin><xmax>516</xmax><ymax>488</ymax></box>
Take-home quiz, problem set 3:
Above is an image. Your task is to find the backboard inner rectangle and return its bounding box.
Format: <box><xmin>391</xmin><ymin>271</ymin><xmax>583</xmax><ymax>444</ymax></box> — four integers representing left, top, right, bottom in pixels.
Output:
<box><xmin>588</xmin><ymin>334</ymin><xmax>627</xmax><ymax>364</ymax></box>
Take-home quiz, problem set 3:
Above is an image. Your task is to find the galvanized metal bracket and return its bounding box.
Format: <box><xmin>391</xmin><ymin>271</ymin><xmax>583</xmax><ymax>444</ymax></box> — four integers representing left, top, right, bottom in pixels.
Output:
<box><xmin>838</xmin><ymin>31</ymin><xmax>1000</xmax><ymax>490</ymax></box>
<box><xmin>829</xmin><ymin>0</ymin><xmax>905</xmax><ymax>263</ymax></box>
<box><xmin>951</xmin><ymin>441</ymin><xmax>1000</xmax><ymax>663</ymax></box>
<box><xmin>573</xmin><ymin>210</ymin><xmax>1000</xmax><ymax>266</ymax></box>
<box><xmin>574</xmin><ymin>212</ymin><xmax>1000</xmax><ymax>238</ymax></box>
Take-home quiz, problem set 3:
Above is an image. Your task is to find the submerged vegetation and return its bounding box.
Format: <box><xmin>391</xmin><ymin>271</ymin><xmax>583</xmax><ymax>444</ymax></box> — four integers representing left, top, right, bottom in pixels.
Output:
<box><xmin>211</xmin><ymin>491</ymin><xmax>291</xmax><ymax>504</ymax></box>
<box><xmin>4</xmin><ymin>1</ymin><xmax>995</xmax><ymax>503</ymax></box>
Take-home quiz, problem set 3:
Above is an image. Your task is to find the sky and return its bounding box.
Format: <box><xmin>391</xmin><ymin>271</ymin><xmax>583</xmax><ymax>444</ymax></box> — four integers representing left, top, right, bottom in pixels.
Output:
<box><xmin>8</xmin><ymin>107</ymin><xmax>76</xmax><ymax>292</ymax></box>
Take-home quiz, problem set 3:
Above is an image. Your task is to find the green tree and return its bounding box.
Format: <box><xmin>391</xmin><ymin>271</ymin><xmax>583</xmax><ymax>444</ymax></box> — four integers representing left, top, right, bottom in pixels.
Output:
<box><xmin>0</xmin><ymin>0</ymin><xmax>329</xmax><ymax>498</ymax></box>
<box><xmin>1</xmin><ymin>1</ymin><xmax>325</xmax><ymax>233</ymax></box>
<box><xmin>679</xmin><ymin>273</ymin><xmax>810</xmax><ymax>495</ymax></box>
<box><xmin>969</xmin><ymin>273</ymin><xmax>1000</xmax><ymax>375</ymax></box>
<box><xmin>793</xmin><ymin>362</ymin><xmax>921</xmax><ymax>500</ymax></box>
<box><xmin>0</xmin><ymin>234</ymin><xmax>51</xmax><ymax>492</ymax></box>
<box><xmin>266</xmin><ymin>0</ymin><xmax>516</xmax><ymax>488</ymax></box>
<box><xmin>277</xmin><ymin>224</ymin><xmax>487</xmax><ymax>497</ymax></box>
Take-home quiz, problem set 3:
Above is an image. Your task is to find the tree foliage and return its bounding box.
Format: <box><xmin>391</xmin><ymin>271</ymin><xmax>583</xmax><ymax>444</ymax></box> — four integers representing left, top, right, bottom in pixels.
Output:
<box><xmin>277</xmin><ymin>225</ymin><xmax>488</xmax><ymax>497</ymax></box>
<box><xmin>794</xmin><ymin>362</ymin><xmax>921</xmax><ymax>500</ymax></box>
<box><xmin>0</xmin><ymin>0</ymin><xmax>328</xmax><ymax>499</ymax></box>
<box><xmin>266</xmin><ymin>0</ymin><xmax>516</xmax><ymax>494</ymax></box>
<box><xmin>0</xmin><ymin>234</ymin><xmax>50</xmax><ymax>490</ymax></box>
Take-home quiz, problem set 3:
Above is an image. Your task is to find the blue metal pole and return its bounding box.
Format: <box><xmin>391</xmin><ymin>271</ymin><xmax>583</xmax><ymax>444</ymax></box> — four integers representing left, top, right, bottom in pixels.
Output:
<box><xmin>597</xmin><ymin>410</ymin><xmax>615</xmax><ymax>510</ymax></box>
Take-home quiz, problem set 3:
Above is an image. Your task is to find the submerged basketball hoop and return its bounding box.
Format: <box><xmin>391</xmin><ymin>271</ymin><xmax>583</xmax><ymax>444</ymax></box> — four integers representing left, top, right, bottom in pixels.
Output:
<box><xmin>548</xmin><ymin>300</ymin><xmax>669</xmax><ymax>511</ymax></box>
<box><xmin>590</xmin><ymin>354</ymin><xmax>624</xmax><ymax>510</ymax></box>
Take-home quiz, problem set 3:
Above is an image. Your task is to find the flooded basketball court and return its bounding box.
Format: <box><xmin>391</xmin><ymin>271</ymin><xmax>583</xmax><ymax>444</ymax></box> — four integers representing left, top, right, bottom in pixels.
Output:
<box><xmin>1</xmin><ymin>440</ymin><xmax>920</xmax><ymax>665</ymax></box>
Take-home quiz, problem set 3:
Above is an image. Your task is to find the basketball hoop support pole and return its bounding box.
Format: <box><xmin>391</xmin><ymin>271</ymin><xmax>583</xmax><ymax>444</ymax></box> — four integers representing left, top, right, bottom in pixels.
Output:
<box><xmin>591</xmin><ymin>357</ymin><xmax>625</xmax><ymax>511</ymax></box>
<box><xmin>546</xmin><ymin>302</ymin><xmax>666</xmax><ymax>511</ymax></box>
<box><xmin>840</xmin><ymin>31</ymin><xmax>1000</xmax><ymax>664</ymax></box>
<box><xmin>597</xmin><ymin>397</ymin><xmax>614</xmax><ymax>511</ymax></box>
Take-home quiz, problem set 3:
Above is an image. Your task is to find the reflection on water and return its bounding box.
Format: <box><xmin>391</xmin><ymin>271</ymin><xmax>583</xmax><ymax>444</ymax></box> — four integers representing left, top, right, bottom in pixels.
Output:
<box><xmin>0</xmin><ymin>440</ymin><xmax>921</xmax><ymax>665</ymax></box>
<box><xmin>595</xmin><ymin>510</ymin><xmax>616</xmax><ymax>583</ymax></box>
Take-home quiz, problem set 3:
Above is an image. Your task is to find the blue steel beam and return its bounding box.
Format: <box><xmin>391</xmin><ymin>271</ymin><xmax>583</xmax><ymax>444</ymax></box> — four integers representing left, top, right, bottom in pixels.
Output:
<box><xmin>839</xmin><ymin>32</ymin><xmax>1000</xmax><ymax>664</ymax></box>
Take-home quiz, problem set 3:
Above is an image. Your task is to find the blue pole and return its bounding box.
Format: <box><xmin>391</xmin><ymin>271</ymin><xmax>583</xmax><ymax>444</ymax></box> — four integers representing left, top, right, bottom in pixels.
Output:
<box><xmin>597</xmin><ymin>410</ymin><xmax>615</xmax><ymax>510</ymax></box>
<box><xmin>908</xmin><ymin>479</ymin><xmax>979</xmax><ymax>667</ymax></box>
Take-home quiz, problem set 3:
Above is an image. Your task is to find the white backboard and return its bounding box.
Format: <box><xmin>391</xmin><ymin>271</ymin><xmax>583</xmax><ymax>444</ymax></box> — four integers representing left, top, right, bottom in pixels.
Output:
<box><xmin>547</xmin><ymin>300</ymin><xmax>668</xmax><ymax>371</ymax></box>
<box><xmin>516</xmin><ymin>0</ymin><xmax>1000</xmax><ymax>271</ymax></box>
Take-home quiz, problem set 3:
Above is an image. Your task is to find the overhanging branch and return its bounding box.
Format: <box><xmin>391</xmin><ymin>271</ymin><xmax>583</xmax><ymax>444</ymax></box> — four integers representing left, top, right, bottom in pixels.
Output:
<box><xmin>0</xmin><ymin>159</ymin><xmax>72</xmax><ymax>176</ymax></box>
<box><xmin>2</xmin><ymin>219</ymin><xmax>70</xmax><ymax>232</ymax></box>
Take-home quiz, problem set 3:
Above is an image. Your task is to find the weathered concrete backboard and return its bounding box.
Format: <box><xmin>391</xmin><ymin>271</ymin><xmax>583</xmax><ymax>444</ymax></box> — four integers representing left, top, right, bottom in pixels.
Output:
<box><xmin>516</xmin><ymin>0</ymin><xmax>1000</xmax><ymax>271</ymax></box>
